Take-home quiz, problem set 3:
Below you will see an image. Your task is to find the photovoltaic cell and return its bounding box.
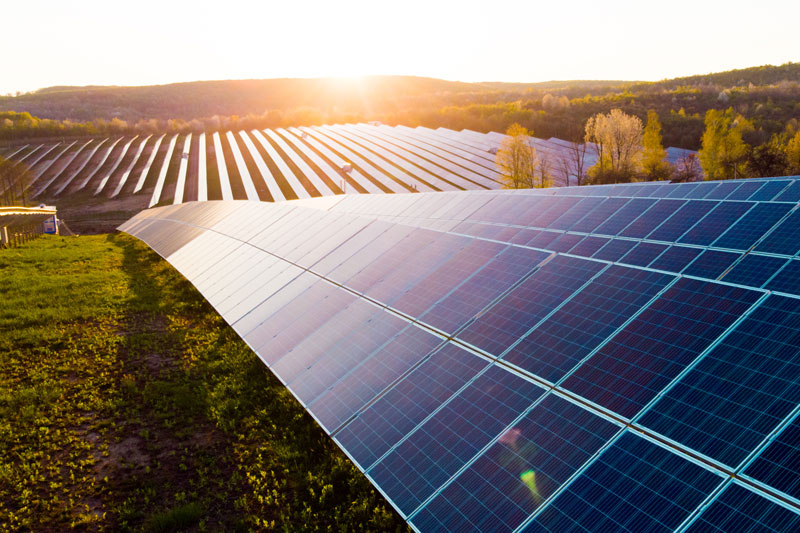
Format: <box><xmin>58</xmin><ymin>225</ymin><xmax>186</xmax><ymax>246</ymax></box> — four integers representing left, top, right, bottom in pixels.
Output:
<box><xmin>566</xmin><ymin>236</ymin><xmax>609</xmax><ymax>258</ymax></box>
<box><xmin>745</xmin><ymin>414</ymin><xmax>800</xmax><ymax>501</ymax></box>
<box><xmin>562</xmin><ymin>278</ymin><xmax>761</xmax><ymax>419</ymax></box>
<box><xmin>421</xmin><ymin>247</ymin><xmax>551</xmax><ymax>334</ymax></box>
<box><xmin>367</xmin><ymin>365</ymin><xmax>545</xmax><ymax>516</ymax></box>
<box><xmin>705</xmin><ymin>181</ymin><xmax>742</xmax><ymax>200</ymax></box>
<box><xmin>502</xmin><ymin>265</ymin><xmax>674</xmax><ymax>383</ymax></box>
<box><xmin>525</xmin><ymin>231</ymin><xmax>561</xmax><ymax>249</ymax></box>
<box><xmin>618</xmin><ymin>242</ymin><xmax>668</xmax><ymax>267</ymax></box>
<box><xmin>766</xmin><ymin>259</ymin><xmax>800</xmax><ymax>296</ymax></box>
<box><xmin>591</xmin><ymin>238</ymin><xmax>637</xmax><ymax>262</ymax></box>
<box><xmin>748</xmin><ymin>180</ymin><xmax>792</xmax><ymax>202</ymax></box>
<box><xmin>548</xmin><ymin>197</ymin><xmax>606</xmax><ymax>230</ymax></box>
<box><xmin>639</xmin><ymin>294</ymin><xmax>800</xmax><ymax>468</ymax></box>
<box><xmin>679</xmin><ymin>201</ymin><xmax>753</xmax><ymax>246</ymax></box>
<box><xmin>649</xmin><ymin>245</ymin><xmax>703</xmax><ymax>274</ymax></box>
<box><xmin>522</xmin><ymin>431</ymin><xmax>722</xmax><ymax>533</ymax></box>
<box><xmin>545</xmin><ymin>233</ymin><xmax>584</xmax><ymax>253</ymax></box>
<box><xmin>755</xmin><ymin>209</ymin><xmax>800</xmax><ymax>256</ymax></box>
<box><xmin>727</xmin><ymin>181</ymin><xmax>766</xmax><ymax>201</ymax></box>
<box><xmin>619</xmin><ymin>199</ymin><xmax>686</xmax><ymax>238</ymax></box>
<box><xmin>593</xmin><ymin>199</ymin><xmax>656</xmax><ymax>236</ymax></box>
<box><xmin>686</xmin><ymin>483</ymin><xmax>800</xmax><ymax>532</ymax></box>
<box><xmin>306</xmin><ymin>324</ymin><xmax>444</xmax><ymax>432</ymax></box>
<box><xmin>648</xmin><ymin>200</ymin><xmax>717</xmax><ymax>242</ymax></box>
<box><xmin>391</xmin><ymin>239</ymin><xmax>506</xmax><ymax>317</ymax></box>
<box><xmin>570</xmin><ymin>197</ymin><xmax>630</xmax><ymax>233</ymax></box>
<box><xmin>457</xmin><ymin>255</ymin><xmax>605</xmax><ymax>356</ymax></box>
<box><xmin>774</xmin><ymin>181</ymin><xmax>800</xmax><ymax>203</ymax></box>
<box><xmin>714</xmin><ymin>203</ymin><xmax>793</xmax><ymax>251</ymax></box>
<box><xmin>683</xmin><ymin>249</ymin><xmax>740</xmax><ymax>280</ymax></box>
<box><xmin>411</xmin><ymin>394</ymin><xmax>620</xmax><ymax>533</ymax></box>
<box><xmin>722</xmin><ymin>254</ymin><xmax>789</xmax><ymax>288</ymax></box>
<box><xmin>333</xmin><ymin>343</ymin><xmax>490</xmax><ymax>470</ymax></box>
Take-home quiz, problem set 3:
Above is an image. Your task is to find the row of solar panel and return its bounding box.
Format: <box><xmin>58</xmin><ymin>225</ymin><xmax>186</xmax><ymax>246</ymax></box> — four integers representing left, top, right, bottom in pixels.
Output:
<box><xmin>121</xmin><ymin>197</ymin><xmax>800</xmax><ymax>532</ymax></box>
<box><xmin>322</xmin><ymin>187</ymin><xmax>800</xmax><ymax>299</ymax></box>
<box><xmin>549</xmin><ymin>176</ymin><xmax>800</xmax><ymax>203</ymax></box>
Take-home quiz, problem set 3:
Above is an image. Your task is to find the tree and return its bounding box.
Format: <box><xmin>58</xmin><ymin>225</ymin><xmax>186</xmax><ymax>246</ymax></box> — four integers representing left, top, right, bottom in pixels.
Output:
<box><xmin>748</xmin><ymin>140</ymin><xmax>788</xmax><ymax>177</ymax></box>
<box><xmin>642</xmin><ymin>110</ymin><xmax>671</xmax><ymax>180</ymax></box>
<box><xmin>496</xmin><ymin>123</ymin><xmax>537</xmax><ymax>189</ymax></box>
<box><xmin>535</xmin><ymin>152</ymin><xmax>553</xmax><ymax>188</ymax></box>
<box><xmin>585</xmin><ymin>109</ymin><xmax>643</xmax><ymax>184</ymax></box>
<box><xmin>673</xmin><ymin>153</ymin><xmax>703</xmax><ymax>182</ymax></box>
<box><xmin>785</xmin><ymin>129</ymin><xmax>800</xmax><ymax>174</ymax></box>
<box><xmin>698</xmin><ymin>108</ymin><xmax>753</xmax><ymax>179</ymax></box>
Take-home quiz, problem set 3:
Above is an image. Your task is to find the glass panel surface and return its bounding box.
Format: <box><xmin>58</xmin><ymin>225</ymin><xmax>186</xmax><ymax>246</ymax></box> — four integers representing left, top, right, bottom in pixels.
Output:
<box><xmin>521</xmin><ymin>431</ymin><xmax>722</xmax><ymax>533</ymax></box>
<box><xmin>411</xmin><ymin>394</ymin><xmax>619</xmax><ymax>533</ymax></box>
<box><xmin>561</xmin><ymin>278</ymin><xmax>761</xmax><ymax>419</ymax></box>
<box><xmin>368</xmin><ymin>365</ymin><xmax>545</xmax><ymax>516</ymax></box>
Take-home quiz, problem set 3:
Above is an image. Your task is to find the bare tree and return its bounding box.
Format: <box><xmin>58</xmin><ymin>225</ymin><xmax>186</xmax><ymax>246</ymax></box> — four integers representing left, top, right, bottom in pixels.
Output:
<box><xmin>559</xmin><ymin>140</ymin><xmax>589</xmax><ymax>186</ymax></box>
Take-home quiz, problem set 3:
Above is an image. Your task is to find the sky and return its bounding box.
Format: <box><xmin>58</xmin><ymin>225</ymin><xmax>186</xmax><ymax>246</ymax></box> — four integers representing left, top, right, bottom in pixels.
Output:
<box><xmin>3</xmin><ymin>0</ymin><xmax>798</xmax><ymax>94</ymax></box>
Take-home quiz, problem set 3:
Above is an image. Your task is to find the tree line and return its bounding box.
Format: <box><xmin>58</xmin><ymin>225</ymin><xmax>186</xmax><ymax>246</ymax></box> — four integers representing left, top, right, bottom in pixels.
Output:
<box><xmin>496</xmin><ymin>107</ymin><xmax>800</xmax><ymax>189</ymax></box>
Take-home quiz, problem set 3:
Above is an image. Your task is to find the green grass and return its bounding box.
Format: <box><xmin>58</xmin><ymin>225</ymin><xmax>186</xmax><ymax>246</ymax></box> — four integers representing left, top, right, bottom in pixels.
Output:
<box><xmin>0</xmin><ymin>234</ymin><xmax>408</xmax><ymax>531</ymax></box>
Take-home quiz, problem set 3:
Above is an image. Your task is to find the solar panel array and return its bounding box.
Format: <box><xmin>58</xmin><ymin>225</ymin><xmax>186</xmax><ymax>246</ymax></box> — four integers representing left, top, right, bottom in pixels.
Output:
<box><xmin>120</xmin><ymin>175</ymin><xmax>800</xmax><ymax>532</ymax></box>
<box><xmin>3</xmin><ymin>124</ymin><xmax>691</xmax><ymax>209</ymax></box>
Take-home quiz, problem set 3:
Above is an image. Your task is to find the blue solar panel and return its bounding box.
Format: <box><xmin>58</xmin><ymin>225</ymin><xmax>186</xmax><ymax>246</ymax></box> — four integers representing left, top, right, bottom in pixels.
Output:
<box><xmin>686</xmin><ymin>482</ymin><xmax>800</xmax><ymax>532</ymax></box>
<box><xmin>502</xmin><ymin>265</ymin><xmax>674</xmax><ymax>383</ymax></box>
<box><xmin>722</xmin><ymin>254</ymin><xmax>789</xmax><ymax>288</ymax></box>
<box><xmin>649</xmin><ymin>245</ymin><xmax>703</xmax><ymax>273</ymax></box>
<box><xmin>714</xmin><ymin>203</ymin><xmax>793</xmax><ymax>251</ymax></box>
<box><xmin>619</xmin><ymin>199</ymin><xmax>686</xmax><ymax>238</ymax></box>
<box><xmin>123</xmin><ymin>179</ymin><xmax>800</xmax><ymax>532</ymax></box>
<box><xmin>570</xmin><ymin>197</ymin><xmax>630</xmax><ymax>233</ymax></box>
<box><xmin>618</xmin><ymin>242</ymin><xmax>669</xmax><ymax>267</ymax></box>
<box><xmin>367</xmin><ymin>365</ymin><xmax>545</xmax><ymax>516</ymax></box>
<box><xmin>334</xmin><ymin>343</ymin><xmax>490</xmax><ymax>470</ymax></box>
<box><xmin>411</xmin><ymin>394</ymin><xmax>620</xmax><ymax>533</ymax></box>
<box><xmin>392</xmin><ymin>240</ymin><xmax>506</xmax><ymax>317</ymax></box>
<box><xmin>648</xmin><ymin>200</ymin><xmax>718</xmax><ymax>242</ymax></box>
<box><xmin>728</xmin><ymin>181</ymin><xmax>767</xmax><ymax>201</ymax></box>
<box><xmin>685</xmin><ymin>181</ymin><xmax>722</xmax><ymax>200</ymax></box>
<box><xmin>561</xmin><ymin>278</ymin><xmax>762</xmax><ymax>419</ymax></box>
<box><xmin>705</xmin><ymin>181</ymin><xmax>743</xmax><ymax>200</ymax></box>
<box><xmin>638</xmin><ymin>294</ymin><xmax>800</xmax><ymax>468</ymax></box>
<box><xmin>680</xmin><ymin>202</ymin><xmax>753</xmax><ymax>246</ymax></box>
<box><xmin>548</xmin><ymin>197</ymin><xmax>605</xmax><ymax>230</ymax></box>
<box><xmin>745</xmin><ymin>413</ymin><xmax>800</xmax><ymax>501</ymax></box>
<box><xmin>748</xmin><ymin>180</ymin><xmax>792</xmax><ymax>202</ymax></box>
<box><xmin>774</xmin><ymin>180</ymin><xmax>800</xmax><ymax>203</ymax></box>
<box><xmin>521</xmin><ymin>431</ymin><xmax>722</xmax><ymax>533</ymax></box>
<box><xmin>591</xmin><ymin>238</ymin><xmax>637</xmax><ymax>262</ymax></box>
<box><xmin>545</xmin><ymin>233</ymin><xmax>584</xmax><ymax>253</ymax></box>
<box><xmin>683</xmin><ymin>249</ymin><xmax>740</xmax><ymax>279</ymax></box>
<box><xmin>457</xmin><ymin>255</ymin><xmax>606</xmax><ymax>356</ymax></box>
<box><xmin>525</xmin><ymin>231</ymin><xmax>561</xmax><ymax>249</ymax></box>
<box><xmin>593</xmin><ymin>199</ymin><xmax>656</xmax><ymax>236</ymax></box>
<box><xmin>305</xmin><ymin>324</ymin><xmax>444</xmax><ymax>432</ymax></box>
<box><xmin>421</xmin><ymin>247</ymin><xmax>551</xmax><ymax>334</ymax></box>
<box><xmin>566</xmin><ymin>236</ymin><xmax>610</xmax><ymax>258</ymax></box>
<box><xmin>766</xmin><ymin>260</ymin><xmax>800</xmax><ymax>296</ymax></box>
<box><xmin>756</xmin><ymin>209</ymin><xmax>800</xmax><ymax>256</ymax></box>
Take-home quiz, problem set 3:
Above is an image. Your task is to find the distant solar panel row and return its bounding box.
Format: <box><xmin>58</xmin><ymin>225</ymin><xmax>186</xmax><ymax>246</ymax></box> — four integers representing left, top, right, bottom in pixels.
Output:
<box><xmin>121</xmin><ymin>178</ymin><xmax>800</xmax><ymax>532</ymax></box>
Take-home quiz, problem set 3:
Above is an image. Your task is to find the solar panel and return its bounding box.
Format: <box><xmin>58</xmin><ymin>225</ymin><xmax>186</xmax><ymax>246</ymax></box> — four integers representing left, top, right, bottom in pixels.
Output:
<box><xmin>121</xmin><ymin>176</ymin><xmax>800</xmax><ymax>532</ymax></box>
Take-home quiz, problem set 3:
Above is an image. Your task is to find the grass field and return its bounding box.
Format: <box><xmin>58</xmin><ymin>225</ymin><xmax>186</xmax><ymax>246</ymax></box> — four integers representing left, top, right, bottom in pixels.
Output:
<box><xmin>0</xmin><ymin>234</ymin><xmax>408</xmax><ymax>532</ymax></box>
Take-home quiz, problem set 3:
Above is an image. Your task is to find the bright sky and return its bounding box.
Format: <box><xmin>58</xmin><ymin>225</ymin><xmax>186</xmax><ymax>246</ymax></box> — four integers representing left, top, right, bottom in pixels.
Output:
<box><xmin>3</xmin><ymin>0</ymin><xmax>798</xmax><ymax>94</ymax></box>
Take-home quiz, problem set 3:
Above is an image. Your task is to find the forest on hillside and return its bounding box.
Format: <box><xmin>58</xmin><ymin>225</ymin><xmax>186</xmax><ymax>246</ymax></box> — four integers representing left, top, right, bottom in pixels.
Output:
<box><xmin>2</xmin><ymin>63</ymin><xmax>799</xmax><ymax>152</ymax></box>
